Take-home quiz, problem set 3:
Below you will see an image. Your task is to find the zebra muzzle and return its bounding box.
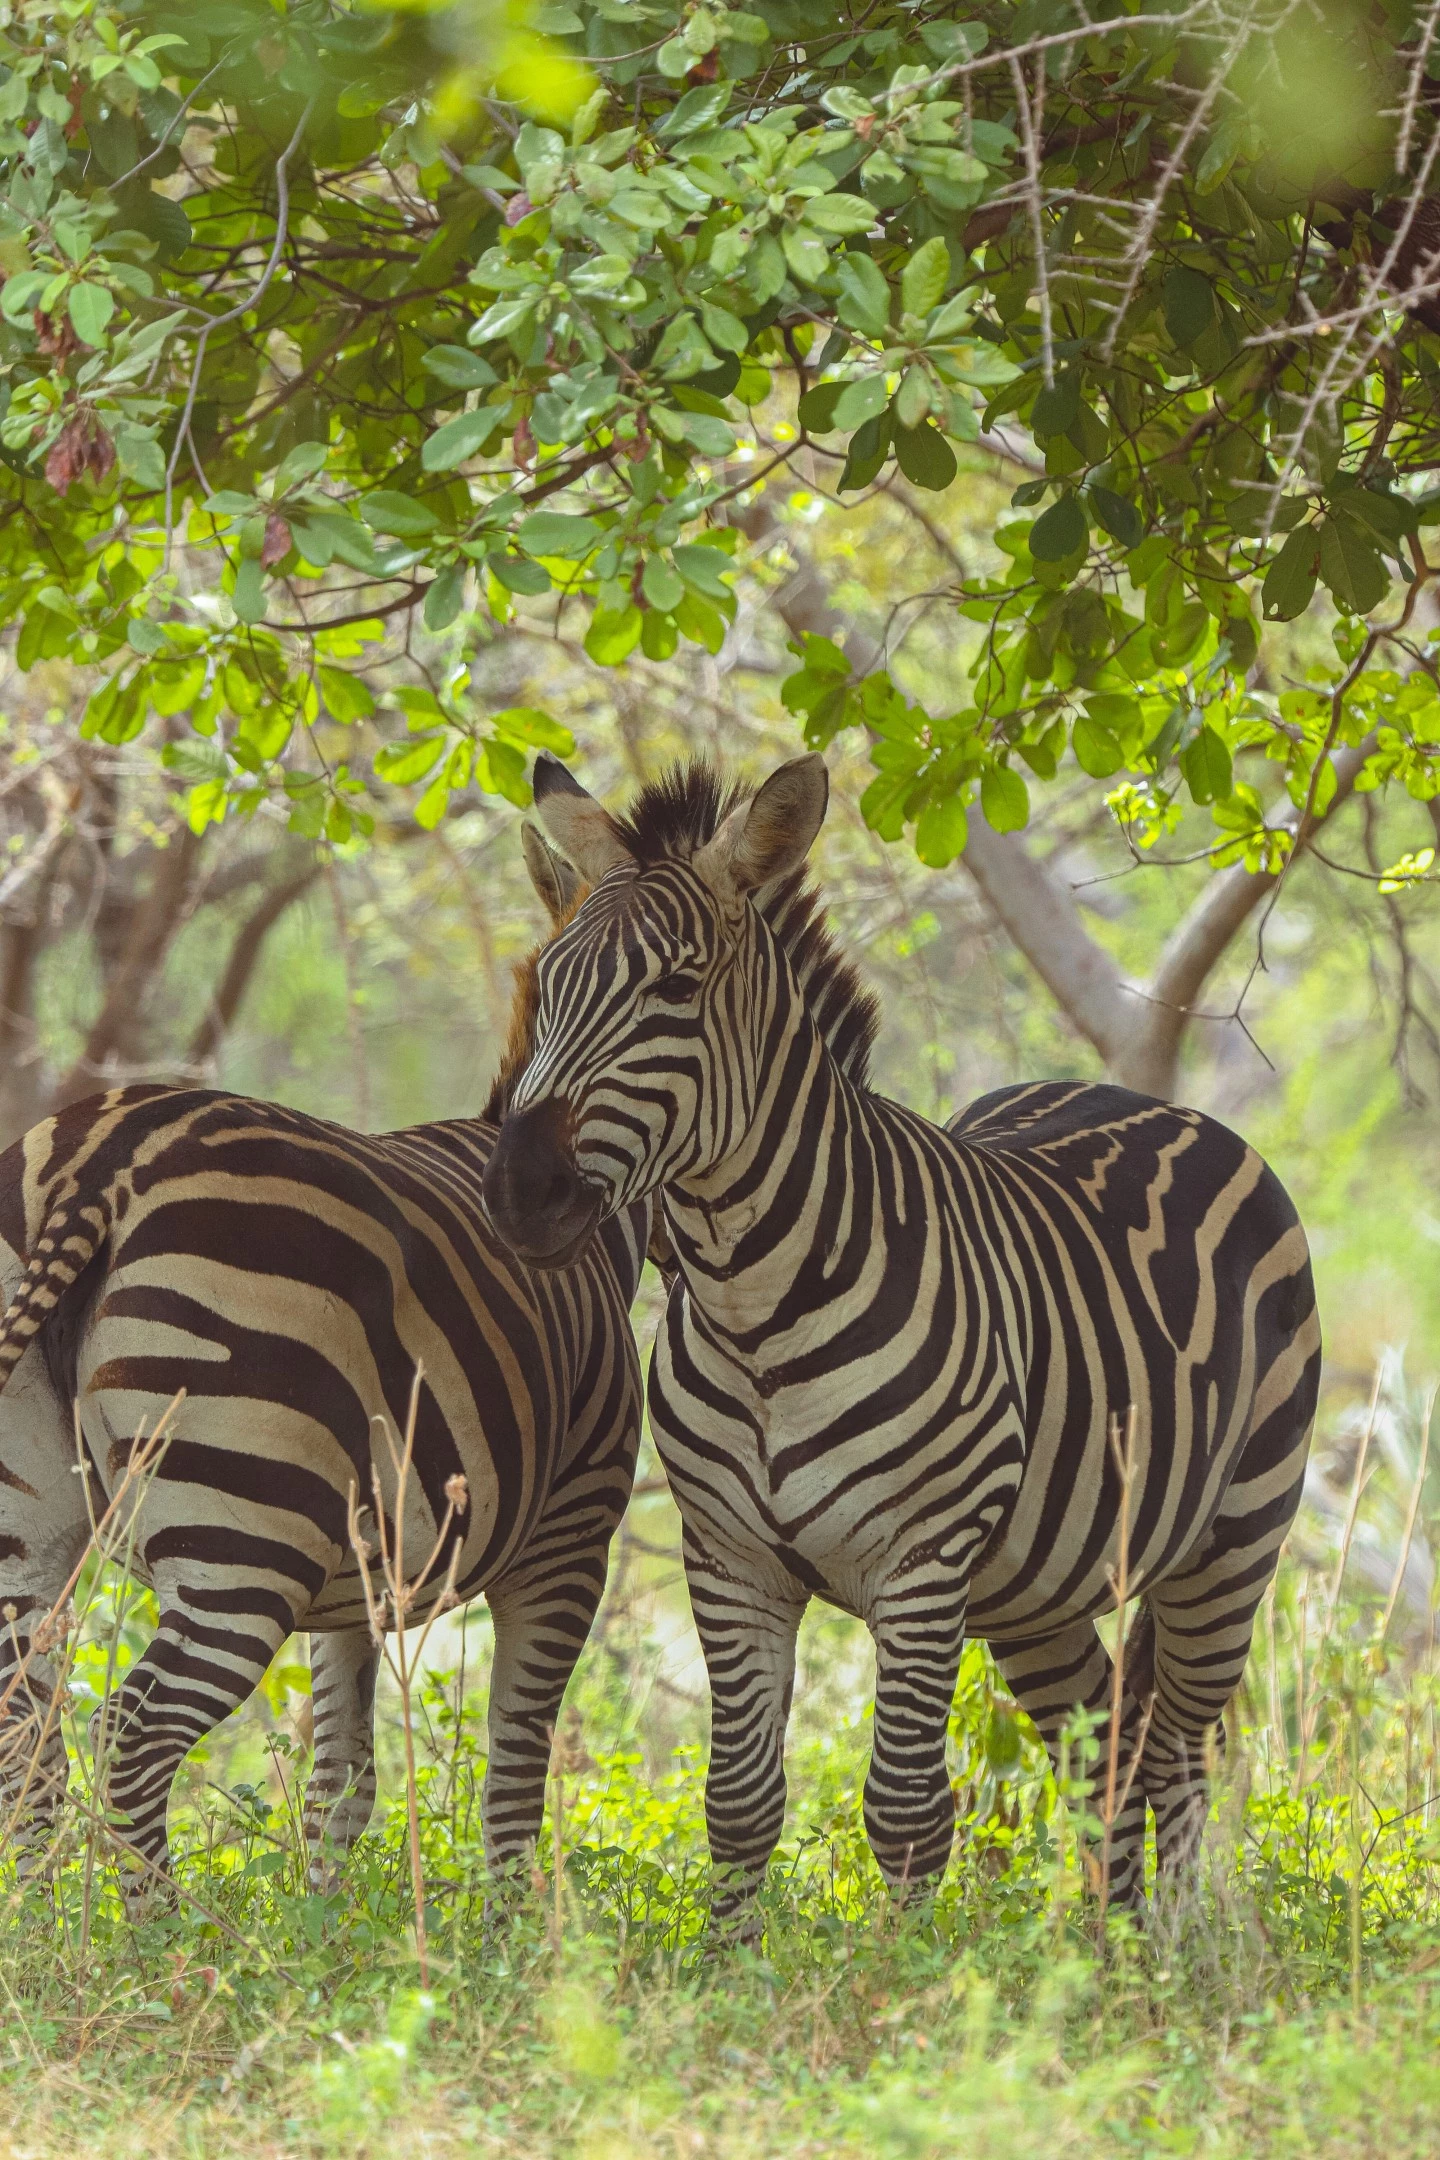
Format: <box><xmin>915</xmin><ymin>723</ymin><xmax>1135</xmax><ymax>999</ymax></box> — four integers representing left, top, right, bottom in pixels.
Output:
<box><xmin>483</xmin><ymin>1098</ymin><xmax>603</xmax><ymax>1269</ymax></box>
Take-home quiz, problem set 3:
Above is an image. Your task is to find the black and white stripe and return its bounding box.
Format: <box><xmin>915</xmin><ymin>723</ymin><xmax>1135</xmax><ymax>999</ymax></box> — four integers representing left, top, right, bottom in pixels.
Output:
<box><xmin>0</xmin><ymin>841</ymin><xmax>648</xmax><ymax>1899</ymax></box>
<box><xmin>484</xmin><ymin>755</ymin><xmax>1321</xmax><ymax>1929</ymax></box>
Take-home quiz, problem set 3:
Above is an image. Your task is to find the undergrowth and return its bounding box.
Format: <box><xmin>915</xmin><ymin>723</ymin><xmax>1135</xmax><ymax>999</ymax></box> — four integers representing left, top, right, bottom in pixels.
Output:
<box><xmin>6</xmin><ymin>1378</ymin><xmax>1440</xmax><ymax>2158</ymax></box>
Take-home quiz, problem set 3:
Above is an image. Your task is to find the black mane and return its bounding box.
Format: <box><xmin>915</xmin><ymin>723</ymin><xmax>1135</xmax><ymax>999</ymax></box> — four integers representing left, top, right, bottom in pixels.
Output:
<box><xmin>616</xmin><ymin>762</ymin><xmax>880</xmax><ymax>1088</ymax></box>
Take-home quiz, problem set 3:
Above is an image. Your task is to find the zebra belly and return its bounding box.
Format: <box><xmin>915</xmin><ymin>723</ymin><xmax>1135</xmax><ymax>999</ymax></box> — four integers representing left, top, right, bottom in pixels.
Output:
<box><xmin>652</xmin><ymin>1355</ymin><xmax>1027</xmax><ymax>1623</ymax></box>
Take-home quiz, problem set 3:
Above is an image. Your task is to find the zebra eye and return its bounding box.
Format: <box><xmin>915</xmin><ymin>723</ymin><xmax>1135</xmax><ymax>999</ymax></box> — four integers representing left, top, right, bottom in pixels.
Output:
<box><xmin>648</xmin><ymin>974</ymin><xmax>702</xmax><ymax>1006</ymax></box>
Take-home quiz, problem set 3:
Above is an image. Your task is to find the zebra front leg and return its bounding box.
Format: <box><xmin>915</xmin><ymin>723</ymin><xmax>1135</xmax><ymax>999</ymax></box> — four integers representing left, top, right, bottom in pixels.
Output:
<box><xmin>685</xmin><ymin>1541</ymin><xmax>807</xmax><ymax>1947</ymax></box>
<box><xmin>100</xmin><ymin>1578</ymin><xmax>296</xmax><ymax>1909</ymax></box>
<box><xmin>992</xmin><ymin>1619</ymin><xmax>1152</xmax><ymax>1913</ymax></box>
<box><xmin>303</xmin><ymin>1627</ymin><xmax>380</xmax><ymax>1889</ymax></box>
<box><xmin>865</xmin><ymin>1584</ymin><xmax>968</xmax><ymax>1901</ymax></box>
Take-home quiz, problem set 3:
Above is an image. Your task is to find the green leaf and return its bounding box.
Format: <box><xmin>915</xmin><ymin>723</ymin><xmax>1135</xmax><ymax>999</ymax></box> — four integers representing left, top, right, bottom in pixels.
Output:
<box><xmin>585</xmin><ymin>603</ymin><xmax>643</xmax><ymax>665</ymax></box>
<box><xmin>232</xmin><ymin>558</ymin><xmax>266</xmax><ymax>623</ymax></box>
<box><xmin>658</xmin><ymin>83</ymin><xmax>731</xmax><ymax>136</ymax></box>
<box><xmin>980</xmin><ymin>764</ymin><xmax>1029</xmax><ymax>833</ymax></box>
<box><xmin>901</xmin><ymin>237</ymin><xmax>950</xmax><ymax>320</ymax></box>
<box><xmin>1090</xmin><ymin>486</ymin><xmax>1144</xmax><ymax>550</ymax></box>
<box><xmin>642</xmin><ymin>556</ymin><xmax>686</xmax><ymax>611</ymax></box>
<box><xmin>797</xmin><ymin>379</ymin><xmax>844</xmax><ymax>432</ymax></box>
<box><xmin>1029</xmin><ymin>493</ymin><xmax>1088</xmax><ymax>562</ymax></box>
<box><xmin>915</xmin><ymin>793</ymin><xmax>969</xmax><ymax>866</ymax></box>
<box><xmin>673</xmin><ymin>544</ymin><xmax>735</xmax><ymax>600</ymax></box>
<box><xmin>893</xmin><ymin>421</ymin><xmax>957</xmax><ymax>491</ymax></box>
<box><xmin>700</xmin><ymin>300</ymin><xmax>748</xmax><ymax>354</ymax></box>
<box><xmin>1318</xmin><ymin>515</ymin><xmax>1389</xmax><ymax>614</ymax></box>
<box><xmin>376</xmin><ymin>733</ymin><xmax>447</xmax><ymax>785</ymax></box>
<box><xmin>835</xmin><ymin>251</ymin><xmax>889</xmax><ymax>337</ymax></box>
<box><xmin>491</xmin><ymin>705</ymin><xmax>574</xmax><ymax>753</ymax></box>
<box><xmin>422</xmin><ymin>410</ymin><xmax>497</xmax><ymax>470</ymax></box>
<box><xmin>1030</xmin><ymin>373</ymin><xmax>1080</xmax><ymax>438</ymax></box>
<box><xmin>833</xmin><ymin>374</ymin><xmax>890</xmax><ymax>430</ymax></box>
<box><xmin>360</xmin><ymin>490</ymin><xmax>440</xmax><ymax>536</ymax></box>
<box><xmin>422</xmin><ymin>346</ymin><xmax>499</xmax><ymax>391</ymax></box>
<box><xmin>1180</xmin><ymin>723</ymin><xmax>1233</xmax><ymax>805</ymax></box>
<box><xmin>782</xmin><ymin>227</ymin><xmax>830</xmax><ymax>285</ymax></box>
<box><xmin>518</xmin><ymin>511</ymin><xmax>604</xmax><ymax>559</ymax></box>
<box><xmin>1072</xmin><ymin>716</ymin><xmax>1124</xmax><ymax>777</ymax></box>
<box><xmin>839</xmin><ymin>410</ymin><xmax>892</xmax><ymax>492</ymax></box>
<box><xmin>1162</xmin><ymin>264</ymin><xmax>1215</xmax><ymax>350</ymax></box>
<box><xmin>67</xmin><ymin>281</ymin><xmax>115</xmax><ymax>345</ymax></box>
<box><xmin>1262</xmin><ymin>525</ymin><xmax>1319</xmax><ymax>620</ymax></box>
<box><xmin>273</xmin><ymin>441</ymin><xmax>329</xmax><ymax>492</ymax></box>
<box><xmin>423</xmin><ymin>564</ymin><xmax>466</xmax><ymax>630</ymax></box>
<box><xmin>489</xmin><ymin>551</ymin><xmax>551</xmax><ymax>594</ymax></box>
<box><xmin>318</xmin><ymin>666</ymin><xmax>376</xmax><ymax>722</ymax></box>
<box><xmin>681</xmin><ymin>411</ymin><xmax>736</xmax><ymax>455</ymax></box>
<box><xmin>803</xmin><ymin>193</ymin><xmax>876</xmax><ymax>236</ymax></box>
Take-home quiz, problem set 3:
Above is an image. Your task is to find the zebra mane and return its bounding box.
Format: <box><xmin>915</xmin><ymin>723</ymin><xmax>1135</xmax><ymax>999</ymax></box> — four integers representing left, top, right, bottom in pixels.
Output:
<box><xmin>614</xmin><ymin>762</ymin><xmax>880</xmax><ymax>1088</ymax></box>
<box><xmin>483</xmin><ymin>885</ymin><xmax>591</xmax><ymax>1124</ymax></box>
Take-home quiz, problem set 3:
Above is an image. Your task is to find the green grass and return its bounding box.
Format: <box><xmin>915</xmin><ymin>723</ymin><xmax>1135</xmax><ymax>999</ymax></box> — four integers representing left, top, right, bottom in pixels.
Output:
<box><xmin>7</xmin><ymin>1511</ymin><xmax>1440</xmax><ymax>2160</ymax></box>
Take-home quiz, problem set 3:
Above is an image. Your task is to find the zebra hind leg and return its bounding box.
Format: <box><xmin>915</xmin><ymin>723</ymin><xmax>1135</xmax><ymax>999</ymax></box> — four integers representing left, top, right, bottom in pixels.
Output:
<box><xmin>0</xmin><ymin>1394</ymin><xmax>91</xmax><ymax>1887</ymax></box>
<box><xmin>481</xmin><ymin>1550</ymin><xmax>618</xmax><ymax>1918</ymax></box>
<box><xmin>1142</xmin><ymin>1373</ymin><xmax>1313</xmax><ymax>1894</ymax></box>
<box><xmin>98</xmin><ymin>1578</ymin><xmax>296</xmax><ymax>1912</ymax></box>
<box><xmin>303</xmin><ymin>1627</ymin><xmax>380</xmax><ymax>1889</ymax></box>
<box><xmin>992</xmin><ymin>1619</ymin><xmax>1152</xmax><ymax>1913</ymax></box>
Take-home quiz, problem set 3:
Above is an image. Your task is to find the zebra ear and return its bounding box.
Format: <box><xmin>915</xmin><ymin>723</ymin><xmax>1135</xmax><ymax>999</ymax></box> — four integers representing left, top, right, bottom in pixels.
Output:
<box><xmin>696</xmin><ymin>753</ymin><xmax>829</xmax><ymax>898</ymax></box>
<box><xmin>531</xmin><ymin>754</ymin><xmax>637</xmax><ymax>885</ymax></box>
<box><xmin>521</xmin><ymin>823</ymin><xmax>586</xmax><ymax>928</ymax></box>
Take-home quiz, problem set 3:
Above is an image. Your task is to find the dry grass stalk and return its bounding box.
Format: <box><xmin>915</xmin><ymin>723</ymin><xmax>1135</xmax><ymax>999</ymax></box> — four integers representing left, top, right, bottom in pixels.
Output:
<box><xmin>1097</xmin><ymin>1404</ymin><xmax>1138</xmax><ymax>1926</ymax></box>
<box><xmin>345</xmin><ymin>1360</ymin><xmax>469</xmax><ymax>1989</ymax></box>
<box><xmin>1</xmin><ymin>1390</ymin><xmax>184</xmax><ymax>1880</ymax></box>
<box><xmin>1377</xmin><ymin>1384</ymin><xmax>1435</xmax><ymax>1647</ymax></box>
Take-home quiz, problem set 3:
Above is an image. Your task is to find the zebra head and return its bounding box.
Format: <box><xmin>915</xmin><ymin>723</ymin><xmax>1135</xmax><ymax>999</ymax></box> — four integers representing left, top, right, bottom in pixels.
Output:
<box><xmin>482</xmin><ymin>753</ymin><xmax>829</xmax><ymax>1268</ymax></box>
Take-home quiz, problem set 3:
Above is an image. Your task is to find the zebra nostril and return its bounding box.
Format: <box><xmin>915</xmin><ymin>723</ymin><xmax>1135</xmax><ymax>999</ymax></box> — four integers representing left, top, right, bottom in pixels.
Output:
<box><xmin>544</xmin><ymin>1165</ymin><xmax>575</xmax><ymax>1211</ymax></box>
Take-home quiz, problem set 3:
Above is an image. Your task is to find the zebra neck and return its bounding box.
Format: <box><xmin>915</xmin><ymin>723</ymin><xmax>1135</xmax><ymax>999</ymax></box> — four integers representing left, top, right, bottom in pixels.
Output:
<box><xmin>664</xmin><ymin>994</ymin><xmax>873</xmax><ymax>1342</ymax></box>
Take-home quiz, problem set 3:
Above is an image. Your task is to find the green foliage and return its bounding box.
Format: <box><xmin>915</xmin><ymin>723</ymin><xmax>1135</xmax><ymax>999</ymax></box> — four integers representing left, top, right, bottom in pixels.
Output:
<box><xmin>0</xmin><ymin>0</ymin><xmax>1434</xmax><ymax>855</ymax></box>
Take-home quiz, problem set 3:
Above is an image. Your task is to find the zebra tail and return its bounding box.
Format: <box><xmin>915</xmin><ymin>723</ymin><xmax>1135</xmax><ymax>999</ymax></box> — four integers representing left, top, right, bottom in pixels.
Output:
<box><xmin>0</xmin><ymin>1189</ymin><xmax>112</xmax><ymax>1394</ymax></box>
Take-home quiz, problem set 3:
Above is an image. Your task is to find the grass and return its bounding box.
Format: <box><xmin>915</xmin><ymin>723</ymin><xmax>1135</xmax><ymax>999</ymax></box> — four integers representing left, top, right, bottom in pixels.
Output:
<box><xmin>7</xmin><ymin>1386</ymin><xmax>1440</xmax><ymax>2158</ymax></box>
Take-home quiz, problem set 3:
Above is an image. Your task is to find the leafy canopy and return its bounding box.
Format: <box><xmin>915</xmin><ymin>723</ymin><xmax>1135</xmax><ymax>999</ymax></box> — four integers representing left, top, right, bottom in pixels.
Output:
<box><xmin>3</xmin><ymin>0</ymin><xmax>1440</xmax><ymax>873</ymax></box>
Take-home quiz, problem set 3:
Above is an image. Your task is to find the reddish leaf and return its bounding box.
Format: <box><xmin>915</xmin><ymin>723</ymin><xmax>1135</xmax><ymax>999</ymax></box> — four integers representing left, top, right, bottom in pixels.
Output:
<box><xmin>512</xmin><ymin>414</ymin><xmax>535</xmax><ymax>471</ymax></box>
<box><xmin>504</xmin><ymin>191</ymin><xmax>533</xmax><ymax>227</ymax></box>
<box><xmin>44</xmin><ymin>411</ymin><xmax>116</xmax><ymax>495</ymax></box>
<box><xmin>260</xmin><ymin>512</ymin><xmax>292</xmax><ymax>568</ymax></box>
<box><xmin>35</xmin><ymin>310</ymin><xmax>79</xmax><ymax>363</ymax></box>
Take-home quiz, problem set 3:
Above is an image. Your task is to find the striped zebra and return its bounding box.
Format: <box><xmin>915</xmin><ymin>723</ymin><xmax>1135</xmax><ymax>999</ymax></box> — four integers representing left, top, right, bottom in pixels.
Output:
<box><xmin>0</xmin><ymin>831</ymin><xmax>648</xmax><ymax>1901</ymax></box>
<box><xmin>482</xmin><ymin>753</ymin><xmax>1321</xmax><ymax>1930</ymax></box>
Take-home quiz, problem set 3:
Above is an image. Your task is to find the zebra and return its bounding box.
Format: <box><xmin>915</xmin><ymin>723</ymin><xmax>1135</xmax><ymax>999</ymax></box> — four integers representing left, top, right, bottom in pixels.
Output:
<box><xmin>0</xmin><ymin>828</ymin><xmax>649</xmax><ymax>1903</ymax></box>
<box><xmin>481</xmin><ymin>752</ymin><xmax>1321</xmax><ymax>1933</ymax></box>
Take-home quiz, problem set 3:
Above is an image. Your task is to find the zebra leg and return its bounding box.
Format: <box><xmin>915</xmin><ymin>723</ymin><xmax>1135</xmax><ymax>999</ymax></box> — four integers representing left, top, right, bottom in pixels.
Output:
<box><xmin>0</xmin><ymin>1365</ymin><xmax>91</xmax><ymax>1882</ymax></box>
<box><xmin>864</xmin><ymin>1589</ymin><xmax>967</xmax><ymax>1899</ymax></box>
<box><xmin>1142</xmin><ymin>1383</ymin><xmax>1312</xmax><ymax>1885</ymax></box>
<box><xmin>303</xmin><ymin>1627</ymin><xmax>380</xmax><ymax>1888</ymax></box>
<box><xmin>100</xmin><ymin>1577</ymin><xmax>296</xmax><ymax>1906</ymax></box>
<box><xmin>992</xmin><ymin>1622</ymin><xmax>1151</xmax><ymax>1911</ymax></box>
<box><xmin>481</xmin><ymin>1566</ymin><xmax>610</xmax><ymax>1895</ymax></box>
<box><xmin>685</xmin><ymin>1542</ymin><xmax>806</xmax><ymax>1945</ymax></box>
